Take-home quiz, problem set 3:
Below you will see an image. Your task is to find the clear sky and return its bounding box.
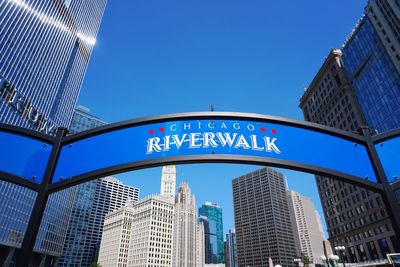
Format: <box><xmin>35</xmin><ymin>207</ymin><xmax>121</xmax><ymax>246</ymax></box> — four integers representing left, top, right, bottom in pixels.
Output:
<box><xmin>78</xmin><ymin>1</ymin><xmax>368</xmax><ymax>236</ymax></box>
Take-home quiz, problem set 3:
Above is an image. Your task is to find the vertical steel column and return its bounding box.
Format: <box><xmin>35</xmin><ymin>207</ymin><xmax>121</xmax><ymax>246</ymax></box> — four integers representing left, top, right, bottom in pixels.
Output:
<box><xmin>16</xmin><ymin>128</ymin><xmax>67</xmax><ymax>267</ymax></box>
<box><xmin>360</xmin><ymin>126</ymin><xmax>400</xmax><ymax>251</ymax></box>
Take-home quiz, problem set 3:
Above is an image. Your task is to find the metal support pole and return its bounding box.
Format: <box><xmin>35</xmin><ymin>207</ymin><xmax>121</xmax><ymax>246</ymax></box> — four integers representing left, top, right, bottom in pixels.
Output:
<box><xmin>360</xmin><ymin>126</ymin><xmax>400</xmax><ymax>251</ymax></box>
<box><xmin>16</xmin><ymin>128</ymin><xmax>67</xmax><ymax>267</ymax></box>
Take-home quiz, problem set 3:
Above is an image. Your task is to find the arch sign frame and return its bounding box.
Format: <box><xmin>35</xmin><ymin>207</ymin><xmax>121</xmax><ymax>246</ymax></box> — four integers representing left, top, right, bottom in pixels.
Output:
<box><xmin>1</xmin><ymin>112</ymin><xmax>399</xmax><ymax>266</ymax></box>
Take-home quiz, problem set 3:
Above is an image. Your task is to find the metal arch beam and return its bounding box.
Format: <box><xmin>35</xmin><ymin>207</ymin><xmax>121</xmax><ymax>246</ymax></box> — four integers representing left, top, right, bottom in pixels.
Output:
<box><xmin>61</xmin><ymin>112</ymin><xmax>366</xmax><ymax>144</ymax></box>
<box><xmin>0</xmin><ymin>123</ymin><xmax>54</xmax><ymax>144</ymax></box>
<box><xmin>373</xmin><ymin>128</ymin><xmax>400</xmax><ymax>143</ymax></box>
<box><xmin>0</xmin><ymin>124</ymin><xmax>54</xmax><ymax>192</ymax></box>
<box><xmin>0</xmin><ymin>171</ymin><xmax>40</xmax><ymax>191</ymax></box>
<box><xmin>0</xmin><ymin>112</ymin><xmax>396</xmax><ymax>265</ymax></box>
<box><xmin>0</xmin><ymin>112</ymin><xmax>385</xmax><ymax>194</ymax></box>
<box><xmin>47</xmin><ymin>155</ymin><xmax>384</xmax><ymax>194</ymax></box>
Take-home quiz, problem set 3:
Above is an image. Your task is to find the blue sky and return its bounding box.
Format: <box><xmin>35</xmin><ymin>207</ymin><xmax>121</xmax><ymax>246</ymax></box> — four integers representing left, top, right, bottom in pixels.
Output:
<box><xmin>78</xmin><ymin>1</ymin><xmax>367</xmax><ymax>236</ymax></box>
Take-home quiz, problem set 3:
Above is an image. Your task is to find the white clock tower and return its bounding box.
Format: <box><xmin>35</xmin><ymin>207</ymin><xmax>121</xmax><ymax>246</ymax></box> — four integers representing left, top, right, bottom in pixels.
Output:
<box><xmin>161</xmin><ymin>165</ymin><xmax>176</xmax><ymax>198</ymax></box>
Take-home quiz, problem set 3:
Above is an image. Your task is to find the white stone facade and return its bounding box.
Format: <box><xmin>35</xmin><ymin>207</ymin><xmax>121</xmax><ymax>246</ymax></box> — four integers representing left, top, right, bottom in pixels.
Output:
<box><xmin>172</xmin><ymin>183</ymin><xmax>198</xmax><ymax>267</ymax></box>
<box><xmin>98</xmin><ymin>200</ymin><xmax>135</xmax><ymax>267</ymax></box>
<box><xmin>99</xmin><ymin>167</ymin><xmax>205</xmax><ymax>267</ymax></box>
<box><xmin>130</xmin><ymin>195</ymin><xmax>174</xmax><ymax>267</ymax></box>
<box><xmin>196</xmin><ymin>221</ymin><xmax>205</xmax><ymax>267</ymax></box>
<box><xmin>99</xmin><ymin>195</ymin><xmax>174</xmax><ymax>267</ymax></box>
<box><xmin>161</xmin><ymin>165</ymin><xmax>176</xmax><ymax>198</ymax></box>
<box><xmin>287</xmin><ymin>190</ymin><xmax>327</xmax><ymax>265</ymax></box>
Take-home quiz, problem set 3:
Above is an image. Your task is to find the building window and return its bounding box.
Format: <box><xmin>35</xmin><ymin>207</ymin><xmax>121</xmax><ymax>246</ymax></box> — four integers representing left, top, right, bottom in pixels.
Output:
<box><xmin>367</xmin><ymin>241</ymin><xmax>379</xmax><ymax>260</ymax></box>
<box><xmin>395</xmin><ymin>190</ymin><xmax>400</xmax><ymax>202</ymax></box>
<box><xmin>378</xmin><ymin>238</ymin><xmax>391</xmax><ymax>256</ymax></box>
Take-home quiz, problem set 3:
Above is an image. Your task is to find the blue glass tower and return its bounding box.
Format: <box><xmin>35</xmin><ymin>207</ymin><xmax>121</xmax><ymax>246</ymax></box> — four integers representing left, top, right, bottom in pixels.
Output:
<box><xmin>0</xmin><ymin>1</ymin><xmax>107</xmax><ymax>266</ymax></box>
<box><xmin>342</xmin><ymin>17</ymin><xmax>400</xmax><ymax>133</ymax></box>
<box><xmin>199</xmin><ymin>202</ymin><xmax>224</xmax><ymax>264</ymax></box>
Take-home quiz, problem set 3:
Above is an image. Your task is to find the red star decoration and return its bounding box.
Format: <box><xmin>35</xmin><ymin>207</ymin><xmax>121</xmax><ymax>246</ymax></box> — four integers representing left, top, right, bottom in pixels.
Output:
<box><xmin>260</xmin><ymin>127</ymin><xmax>266</xmax><ymax>132</ymax></box>
<box><xmin>159</xmin><ymin>127</ymin><xmax>165</xmax><ymax>132</ymax></box>
<box><xmin>149</xmin><ymin>129</ymin><xmax>154</xmax><ymax>134</ymax></box>
<box><xmin>271</xmin><ymin>129</ymin><xmax>277</xmax><ymax>134</ymax></box>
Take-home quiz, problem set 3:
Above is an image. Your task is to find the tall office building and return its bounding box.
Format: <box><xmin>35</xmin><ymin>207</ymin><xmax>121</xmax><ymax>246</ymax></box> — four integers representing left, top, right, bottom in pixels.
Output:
<box><xmin>232</xmin><ymin>167</ymin><xmax>297</xmax><ymax>267</ymax></box>
<box><xmin>198</xmin><ymin>202</ymin><xmax>224</xmax><ymax>264</ymax></box>
<box><xmin>59</xmin><ymin>176</ymin><xmax>139</xmax><ymax>266</ymax></box>
<box><xmin>299</xmin><ymin>1</ymin><xmax>400</xmax><ymax>260</ymax></box>
<box><xmin>173</xmin><ymin>183</ymin><xmax>198</xmax><ymax>267</ymax></box>
<box><xmin>196</xmin><ymin>221</ymin><xmax>205</xmax><ymax>267</ymax></box>
<box><xmin>161</xmin><ymin>165</ymin><xmax>177</xmax><ymax>198</ymax></box>
<box><xmin>287</xmin><ymin>190</ymin><xmax>327</xmax><ymax>265</ymax></box>
<box><xmin>0</xmin><ymin>0</ymin><xmax>107</xmax><ymax>132</ymax></box>
<box><xmin>69</xmin><ymin>105</ymin><xmax>107</xmax><ymax>134</ymax></box>
<box><xmin>0</xmin><ymin>1</ymin><xmax>107</xmax><ymax>266</ymax></box>
<box><xmin>62</xmin><ymin>105</ymin><xmax>107</xmax><ymax>265</ymax></box>
<box><xmin>97</xmin><ymin>198</ymin><xmax>136</xmax><ymax>267</ymax></box>
<box><xmin>300</xmin><ymin>48</ymin><xmax>397</xmax><ymax>262</ymax></box>
<box><xmin>365</xmin><ymin>0</ymin><xmax>400</xmax><ymax>75</ymax></box>
<box><xmin>225</xmin><ymin>229</ymin><xmax>238</xmax><ymax>267</ymax></box>
<box><xmin>98</xmin><ymin>194</ymin><xmax>175</xmax><ymax>267</ymax></box>
<box><xmin>342</xmin><ymin>15</ymin><xmax>400</xmax><ymax>133</ymax></box>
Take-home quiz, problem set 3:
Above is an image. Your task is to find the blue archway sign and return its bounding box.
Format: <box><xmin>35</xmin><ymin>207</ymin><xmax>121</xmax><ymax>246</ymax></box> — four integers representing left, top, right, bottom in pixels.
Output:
<box><xmin>0</xmin><ymin>112</ymin><xmax>399</xmax><ymax>266</ymax></box>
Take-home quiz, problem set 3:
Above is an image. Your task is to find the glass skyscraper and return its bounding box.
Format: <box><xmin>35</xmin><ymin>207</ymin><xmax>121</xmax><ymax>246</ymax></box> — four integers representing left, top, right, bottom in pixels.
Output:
<box><xmin>198</xmin><ymin>202</ymin><xmax>224</xmax><ymax>264</ymax></box>
<box><xmin>342</xmin><ymin>17</ymin><xmax>400</xmax><ymax>133</ymax></box>
<box><xmin>69</xmin><ymin>105</ymin><xmax>107</xmax><ymax>134</ymax></box>
<box><xmin>0</xmin><ymin>1</ymin><xmax>107</xmax><ymax>266</ymax></box>
<box><xmin>59</xmin><ymin>106</ymin><xmax>139</xmax><ymax>266</ymax></box>
<box><xmin>60</xmin><ymin>176</ymin><xmax>139</xmax><ymax>267</ymax></box>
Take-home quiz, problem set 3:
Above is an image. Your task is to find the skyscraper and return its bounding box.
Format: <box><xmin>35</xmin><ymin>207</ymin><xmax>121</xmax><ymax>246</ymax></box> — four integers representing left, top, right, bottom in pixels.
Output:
<box><xmin>365</xmin><ymin>0</ymin><xmax>400</xmax><ymax>74</ymax></box>
<box><xmin>300</xmin><ymin>48</ymin><xmax>398</xmax><ymax>262</ymax></box>
<box><xmin>59</xmin><ymin>106</ymin><xmax>140</xmax><ymax>266</ymax></box>
<box><xmin>0</xmin><ymin>1</ymin><xmax>107</xmax><ymax>265</ymax></box>
<box><xmin>0</xmin><ymin>0</ymin><xmax>106</xmax><ymax>132</ymax></box>
<box><xmin>98</xmin><ymin>194</ymin><xmax>175</xmax><ymax>267</ymax></box>
<box><xmin>299</xmin><ymin>1</ymin><xmax>400</xmax><ymax>260</ymax></box>
<box><xmin>173</xmin><ymin>183</ymin><xmax>198</xmax><ymax>267</ymax></box>
<box><xmin>232</xmin><ymin>167</ymin><xmax>297</xmax><ymax>267</ymax></box>
<box><xmin>196</xmin><ymin>220</ymin><xmax>205</xmax><ymax>267</ymax></box>
<box><xmin>97</xmin><ymin>198</ymin><xmax>136</xmax><ymax>267</ymax></box>
<box><xmin>161</xmin><ymin>165</ymin><xmax>177</xmax><ymax>198</ymax></box>
<box><xmin>198</xmin><ymin>202</ymin><xmax>224</xmax><ymax>264</ymax></box>
<box><xmin>341</xmin><ymin>17</ymin><xmax>400</xmax><ymax>133</ymax></box>
<box><xmin>287</xmin><ymin>190</ymin><xmax>327</xmax><ymax>265</ymax></box>
<box><xmin>69</xmin><ymin>105</ymin><xmax>107</xmax><ymax>134</ymax></box>
<box><xmin>59</xmin><ymin>176</ymin><xmax>139</xmax><ymax>266</ymax></box>
<box><xmin>225</xmin><ymin>229</ymin><xmax>238</xmax><ymax>267</ymax></box>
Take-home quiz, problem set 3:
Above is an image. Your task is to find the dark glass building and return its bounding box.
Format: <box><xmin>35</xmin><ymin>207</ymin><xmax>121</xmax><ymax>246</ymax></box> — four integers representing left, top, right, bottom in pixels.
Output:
<box><xmin>199</xmin><ymin>202</ymin><xmax>224</xmax><ymax>264</ymax></box>
<box><xmin>59</xmin><ymin>106</ymin><xmax>139</xmax><ymax>266</ymax></box>
<box><xmin>0</xmin><ymin>1</ymin><xmax>107</xmax><ymax>266</ymax></box>
<box><xmin>342</xmin><ymin>17</ymin><xmax>400</xmax><ymax>133</ymax></box>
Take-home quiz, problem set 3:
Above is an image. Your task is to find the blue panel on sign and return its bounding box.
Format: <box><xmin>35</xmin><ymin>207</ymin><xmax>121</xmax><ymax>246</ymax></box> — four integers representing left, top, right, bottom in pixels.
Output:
<box><xmin>0</xmin><ymin>131</ymin><xmax>52</xmax><ymax>182</ymax></box>
<box><xmin>53</xmin><ymin>119</ymin><xmax>376</xmax><ymax>183</ymax></box>
<box><xmin>375</xmin><ymin>137</ymin><xmax>400</xmax><ymax>183</ymax></box>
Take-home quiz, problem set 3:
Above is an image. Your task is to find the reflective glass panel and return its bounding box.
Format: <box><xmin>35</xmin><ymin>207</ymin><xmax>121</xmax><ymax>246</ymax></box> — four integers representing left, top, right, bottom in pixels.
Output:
<box><xmin>0</xmin><ymin>131</ymin><xmax>52</xmax><ymax>182</ymax></box>
<box><xmin>375</xmin><ymin>136</ymin><xmax>400</xmax><ymax>183</ymax></box>
<box><xmin>53</xmin><ymin>119</ymin><xmax>376</xmax><ymax>183</ymax></box>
